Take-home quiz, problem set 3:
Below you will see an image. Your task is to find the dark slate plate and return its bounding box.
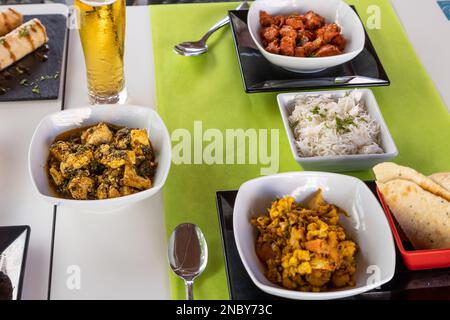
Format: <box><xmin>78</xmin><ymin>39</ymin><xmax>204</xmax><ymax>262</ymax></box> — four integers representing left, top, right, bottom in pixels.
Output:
<box><xmin>0</xmin><ymin>225</ymin><xmax>30</xmax><ymax>300</ymax></box>
<box><xmin>0</xmin><ymin>14</ymin><xmax>67</xmax><ymax>102</ymax></box>
<box><xmin>216</xmin><ymin>182</ymin><xmax>450</xmax><ymax>300</ymax></box>
<box><xmin>228</xmin><ymin>8</ymin><xmax>390</xmax><ymax>93</ymax></box>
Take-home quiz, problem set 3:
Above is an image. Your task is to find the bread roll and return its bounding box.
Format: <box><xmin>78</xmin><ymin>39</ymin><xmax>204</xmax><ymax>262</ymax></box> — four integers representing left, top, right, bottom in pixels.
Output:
<box><xmin>0</xmin><ymin>18</ymin><xmax>48</xmax><ymax>71</ymax></box>
<box><xmin>0</xmin><ymin>8</ymin><xmax>23</xmax><ymax>37</ymax></box>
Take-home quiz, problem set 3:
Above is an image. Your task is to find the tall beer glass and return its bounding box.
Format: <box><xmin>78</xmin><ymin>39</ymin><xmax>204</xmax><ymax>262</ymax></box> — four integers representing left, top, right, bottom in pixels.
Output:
<box><xmin>75</xmin><ymin>0</ymin><xmax>126</xmax><ymax>104</ymax></box>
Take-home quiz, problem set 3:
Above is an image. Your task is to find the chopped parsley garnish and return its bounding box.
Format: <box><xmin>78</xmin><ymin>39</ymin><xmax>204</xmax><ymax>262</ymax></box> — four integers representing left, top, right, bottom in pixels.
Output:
<box><xmin>40</xmin><ymin>73</ymin><xmax>59</xmax><ymax>81</ymax></box>
<box><xmin>21</xmin><ymin>72</ymin><xmax>59</xmax><ymax>94</ymax></box>
<box><xmin>311</xmin><ymin>105</ymin><xmax>326</xmax><ymax>118</ymax></box>
<box><xmin>15</xmin><ymin>66</ymin><xmax>25</xmax><ymax>74</ymax></box>
<box><xmin>0</xmin><ymin>38</ymin><xmax>5</xmax><ymax>45</ymax></box>
<box><xmin>31</xmin><ymin>85</ymin><xmax>40</xmax><ymax>95</ymax></box>
<box><xmin>311</xmin><ymin>105</ymin><xmax>320</xmax><ymax>115</ymax></box>
<box><xmin>19</xmin><ymin>27</ymin><xmax>29</xmax><ymax>37</ymax></box>
<box><xmin>336</xmin><ymin>116</ymin><xmax>356</xmax><ymax>133</ymax></box>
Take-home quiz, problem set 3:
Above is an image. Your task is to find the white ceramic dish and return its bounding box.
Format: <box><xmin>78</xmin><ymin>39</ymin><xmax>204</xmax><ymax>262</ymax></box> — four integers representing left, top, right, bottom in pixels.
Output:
<box><xmin>233</xmin><ymin>171</ymin><xmax>396</xmax><ymax>300</ymax></box>
<box><xmin>28</xmin><ymin>105</ymin><xmax>171</xmax><ymax>210</ymax></box>
<box><xmin>277</xmin><ymin>89</ymin><xmax>398</xmax><ymax>172</ymax></box>
<box><xmin>247</xmin><ymin>0</ymin><xmax>365</xmax><ymax>72</ymax></box>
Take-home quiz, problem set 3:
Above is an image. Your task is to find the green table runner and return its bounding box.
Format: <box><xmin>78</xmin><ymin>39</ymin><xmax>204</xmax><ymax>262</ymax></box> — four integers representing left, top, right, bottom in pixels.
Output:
<box><xmin>150</xmin><ymin>1</ymin><xmax>450</xmax><ymax>299</ymax></box>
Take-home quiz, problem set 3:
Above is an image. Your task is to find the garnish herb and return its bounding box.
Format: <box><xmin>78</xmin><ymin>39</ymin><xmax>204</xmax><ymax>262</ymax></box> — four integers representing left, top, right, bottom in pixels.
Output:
<box><xmin>40</xmin><ymin>72</ymin><xmax>59</xmax><ymax>81</ymax></box>
<box><xmin>15</xmin><ymin>66</ymin><xmax>24</xmax><ymax>74</ymax></box>
<box><xmin>311</xmin><ymin>105</ymin><xmax>326</xmax><ymax>118</ymax></box>
<box><xmin>20</xmin><ymin>72</ymin><xmax>59</xmax><ymax>94</ymax></box>
<box><xmin>31</xmin><ymin>85</ymin><xmax>40</xmax><ymax>95</ymax></box>
<box><xmin>311</xmin><ymin>105</ymin><xmax>320</xmax><ymax>115</ymax></box>
<box><xmin>336</xmin><ymin>116</ymin><xmax>356</xmax><ymax>133</ymax></box>
<box><xmin>19</xmin><ymin>27</ymin><xmax>29</xmax><ymax>37</ymax></box>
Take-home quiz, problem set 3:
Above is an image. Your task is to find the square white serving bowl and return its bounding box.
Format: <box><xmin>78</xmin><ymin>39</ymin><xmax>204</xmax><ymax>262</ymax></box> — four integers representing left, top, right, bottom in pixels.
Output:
<box><xmin>28</xmin><ymin>105</ymin><xmax>171</xmax><ymax>210</ymax></box>
<box><xmin>233</xmin><ymin>171</ymin><xmax>396</xmax><ymax>300</ymax></box>
<box><xmin>247</xmin><ymin>0</ymin><xmax>365</xmax><ymax>73</ymax></box>
<box><xmin>277</xmin><ymin>89</ymin><xmax>398</xmax><ymax>172</ymax></box>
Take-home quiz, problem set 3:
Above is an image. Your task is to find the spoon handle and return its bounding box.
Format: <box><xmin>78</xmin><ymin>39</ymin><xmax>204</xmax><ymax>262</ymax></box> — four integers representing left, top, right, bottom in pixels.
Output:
<box><xmin>200</xmin><ymin>1</ymin><xmax>249</xmax><ymax>43</ymax></box>
<box><xmin>185</xmin><ymin>280</ymin><xmax>194</xmax><ymax>300</ymax></box>
<box><xmin>201</xmin><ymin>16</ymin><xmax>230</xmax><ymax>43</ymax></box>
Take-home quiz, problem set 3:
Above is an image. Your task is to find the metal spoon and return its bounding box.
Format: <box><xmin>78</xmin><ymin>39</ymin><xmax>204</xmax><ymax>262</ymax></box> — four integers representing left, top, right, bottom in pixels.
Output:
<box><xmin>174</xmin><ymin>1</ymin><xmax>249</xmax><ymax>56</ymax></box>
<box><xmin>168</xmin><ymin>223</ymin><xmax>208</xmax><ymax>300</ymax></box>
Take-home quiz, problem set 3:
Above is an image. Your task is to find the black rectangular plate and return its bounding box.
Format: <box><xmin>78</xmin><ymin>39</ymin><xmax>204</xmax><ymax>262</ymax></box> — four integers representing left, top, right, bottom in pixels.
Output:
<box><xmin>216</xmin><ymin>181</ymin><xmax>450</xmax><ymax>300</ymax></box>
<box><xmin>0</xmin><ymin>225</ymin><xmax>30</xmax><ymax>300</ymax></box>
<box><xmin>0</xmin><ymin>14</ymin><xmax>67</xmax><ymax>102</ymax></box>
<box><xmin>229</xmin><ymin>8</ymin><xmax>390</xmax><ymax>93</ymax></box>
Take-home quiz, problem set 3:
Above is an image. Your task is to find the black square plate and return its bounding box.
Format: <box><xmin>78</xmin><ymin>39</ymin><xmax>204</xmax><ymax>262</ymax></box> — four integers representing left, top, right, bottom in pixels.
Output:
<box><xmin>0</xmin><ymin>225</ymin><xmax>30</xmax><ymax>300</ymax></box>
<box><xmin>229</xmin><ymin>9</ymin><xmax>390</xmax><ymax>93</ymax></box>
<box><xmin>0</xmin><ymin>14</ymin><xmax>68</xmax><ymax>102</ymax></box>
<box><xmin>216</xmin><ymin>182</ymin><xmax>450</xmax><ymax>300</ymax></box>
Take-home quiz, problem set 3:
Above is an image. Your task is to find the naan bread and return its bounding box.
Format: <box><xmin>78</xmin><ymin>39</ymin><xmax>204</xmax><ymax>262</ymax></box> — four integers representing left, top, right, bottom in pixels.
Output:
<box><xmin>373</xmin><ymin>162</ymin><xmax>450</xmax><ymax>202</ymax></box>
<box><xmin>377</xmin><ymin>179</ymin><xmax>450</xmax><ymax>250</ymax></box>
<box><xmin>429</xmin><ymin>172</ymin><xmax>450</xmax><ymax>192</ymax></box>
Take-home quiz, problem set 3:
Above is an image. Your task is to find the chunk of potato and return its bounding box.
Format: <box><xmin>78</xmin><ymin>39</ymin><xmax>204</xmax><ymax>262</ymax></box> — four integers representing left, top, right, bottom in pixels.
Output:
<box><xmin>130</xmin><ymin>129</ymin><xmax>151</xmax><ymax>156</ymax></box>
<box><xmin>120</xmin><ymin>186</ymin><xmax>138</xmax><ymax>196</ymax></box>
<box><xmin>67</xmin><ymin>176</ymin><xmax>94</xmax><ymax>199</ymax></box>
<box><xmin>49</xmin><ymin>165</ymin><xmax>64</xmax><ymax>186</ymax></box>
<box><xmin>96</xmin><ymin>144</ymin><xmax>136</xmax><ymax>169</ymax></box>
<box><xmin>60</xmin><ymin>149</ymin><xmax>94</xmax><ymax>176</ymax></box>
<box><xmin>122</xmin><ymin>165</ymin><xmax>151</xmax><ymax>190</ymax></box>
<box><xmin>81</xmin><ymin>123</ymin><xmax>113</xmax><ymax>146</ymax></box>
<box><xmin>130</xmin><ymin>129</ymin><xmax>150</xmax><ymax>146</ymax></box>
<box><xmin>49</xmin><ymin>141</ymin><xmax>72</xmax><ymax>162</ymax></box>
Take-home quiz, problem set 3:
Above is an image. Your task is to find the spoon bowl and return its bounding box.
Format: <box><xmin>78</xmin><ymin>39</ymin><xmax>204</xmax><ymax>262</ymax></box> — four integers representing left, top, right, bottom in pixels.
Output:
<box><xmin>168</xmin><ymin>223</ymin><xmax>208</xmax><ymax>299</ymax></box>
<box><xmin>174</xmin><ymin>43</ymin><xmax>208</xmax><ymax>56</ymax></box>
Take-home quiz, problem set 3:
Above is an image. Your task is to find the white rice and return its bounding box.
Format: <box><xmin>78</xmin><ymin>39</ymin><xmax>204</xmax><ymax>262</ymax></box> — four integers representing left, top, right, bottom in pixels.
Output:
<box><xmin>288</xmin><ymin>90</ymin><xmax>384</xmax><ymax>157</ymax></box>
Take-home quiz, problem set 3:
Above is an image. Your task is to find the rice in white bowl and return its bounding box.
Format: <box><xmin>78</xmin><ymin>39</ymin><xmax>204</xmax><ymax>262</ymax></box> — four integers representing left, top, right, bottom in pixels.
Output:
<box><xmin>288</xmin><ymin>90</ymin><xmax>383</xmax><ymax>157</ymax></box>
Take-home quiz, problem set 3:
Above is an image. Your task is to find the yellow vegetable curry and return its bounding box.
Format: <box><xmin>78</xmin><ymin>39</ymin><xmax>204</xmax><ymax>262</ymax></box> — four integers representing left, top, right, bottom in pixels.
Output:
<box><xmin>251</xmin><ymin>190</ymin><xmax>358</xmax><ymax>292</ymax></box>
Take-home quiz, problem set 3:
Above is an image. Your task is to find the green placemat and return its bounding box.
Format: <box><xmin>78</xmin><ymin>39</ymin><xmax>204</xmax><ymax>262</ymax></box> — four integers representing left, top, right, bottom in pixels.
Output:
<box><xmin>150</xmin><ymin>1</ymin><xmax>450</xmax><ymax>300</ymax></box>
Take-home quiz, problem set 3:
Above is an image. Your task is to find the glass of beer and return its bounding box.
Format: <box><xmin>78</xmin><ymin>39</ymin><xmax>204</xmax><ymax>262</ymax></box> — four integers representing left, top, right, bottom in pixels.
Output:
<box><xmin>75</xmin><ymin>0</ymin><xmax>126</xmax><ymax>104</ymax></box>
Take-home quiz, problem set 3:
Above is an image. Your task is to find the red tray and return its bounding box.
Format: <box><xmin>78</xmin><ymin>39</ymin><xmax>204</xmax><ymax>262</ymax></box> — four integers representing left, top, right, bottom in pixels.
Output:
<box><xmin>376</xmin><ymin>187</ymin><xmax>450</xmax><ymax>270</ymax></box>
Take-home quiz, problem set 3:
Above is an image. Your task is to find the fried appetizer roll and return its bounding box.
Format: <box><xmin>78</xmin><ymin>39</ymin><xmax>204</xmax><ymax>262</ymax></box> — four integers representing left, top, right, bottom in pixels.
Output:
<box><xmin>0</xmin><ymin>18</ymin><xmax>48</xmax><ymax>71</ymax></box>
<box><xmin>0</xmin><ymin>8</ymin><xmax>23</xmax><ymax>36</ymax></box>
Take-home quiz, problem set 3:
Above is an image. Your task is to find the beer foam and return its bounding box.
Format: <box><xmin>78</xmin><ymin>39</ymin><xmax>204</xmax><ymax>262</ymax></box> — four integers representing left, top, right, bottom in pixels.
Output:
<box><xmin>78</xmin><ymin>0</ymin><xmax>117</xmax><ymax>6</ymax></box>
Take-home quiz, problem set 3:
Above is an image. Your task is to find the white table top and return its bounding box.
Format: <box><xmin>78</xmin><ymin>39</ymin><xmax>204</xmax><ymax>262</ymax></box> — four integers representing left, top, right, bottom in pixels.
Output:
<box><xmin>0</xmin><ymin>4</ymin><xmax>68</xmax><ymax>300</ymax></box>
<box><xmin>0</xmin><ymin>1</ymin><xmax>448</xmax><ymax>300</ymax></box>
<box><xmin>50</xmin><ymin>6</ymin><xmax>170</xmax><ymax>299</ymax></box>
<box><xmin>0</xmin><ymin>3</ymin><xmax>170</xmax><ymax>300</ymax></box>
<box><xmin>390</xmin><ymin>0</ymin><xmax>450</xmax><ymax>112</ymax></box>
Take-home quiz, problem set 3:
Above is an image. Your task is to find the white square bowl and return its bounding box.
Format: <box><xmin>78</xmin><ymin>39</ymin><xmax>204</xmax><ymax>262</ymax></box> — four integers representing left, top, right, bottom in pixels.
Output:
<box><xmin>233</xmin><ymin>171</ymin><xmax>396</xmax><ymax>300</ymax></box>
<box><xmin>277</xmin><ymin>89</ymin><xmax>398</xmax><ymax>172</ymax></box>
<box><xmin>28</xmin><ymin>105</ymin><xmax>171</xmax><ymax>210</ymax></box>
